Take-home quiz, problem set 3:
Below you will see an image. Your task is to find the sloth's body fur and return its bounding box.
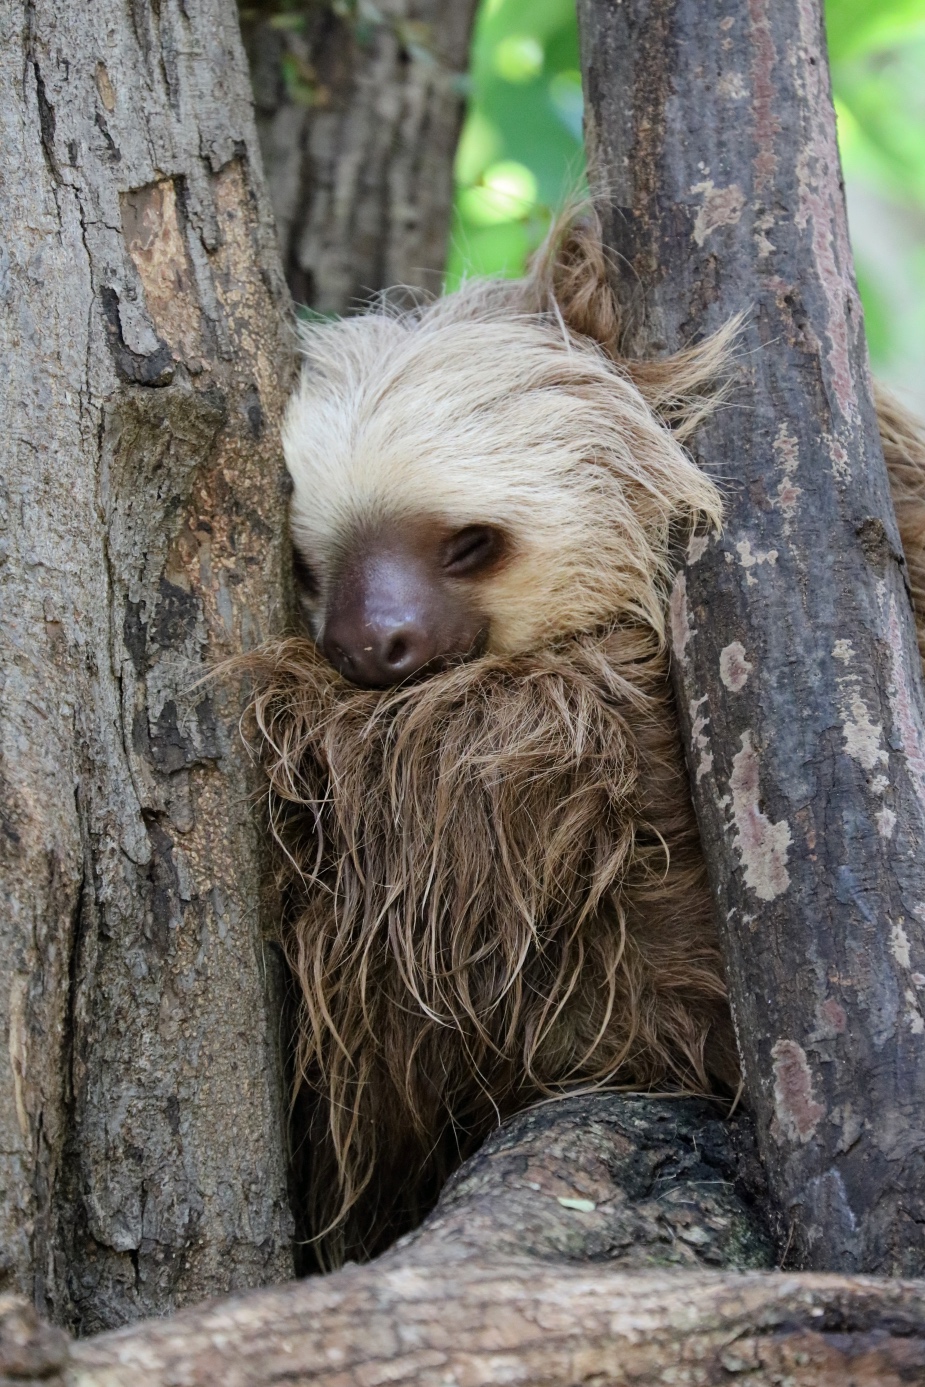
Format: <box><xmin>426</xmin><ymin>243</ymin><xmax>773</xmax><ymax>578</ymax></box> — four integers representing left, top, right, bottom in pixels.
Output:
<box><xmin>251</xmin><ymin>625</ymin><xmax>734</xmax><ymax>1261</ymax></box>
<box><xmin>246</xmin><ymin>220</ymin><xmax>925</xmax><ymax>1266</ymax></box>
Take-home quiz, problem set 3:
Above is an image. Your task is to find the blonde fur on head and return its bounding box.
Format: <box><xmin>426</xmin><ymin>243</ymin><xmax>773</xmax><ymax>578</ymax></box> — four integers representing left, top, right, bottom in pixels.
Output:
<box><xmin>283</xmin><ymin>213</ymin><xmax>726</xmax><ymax>654</ymax></box>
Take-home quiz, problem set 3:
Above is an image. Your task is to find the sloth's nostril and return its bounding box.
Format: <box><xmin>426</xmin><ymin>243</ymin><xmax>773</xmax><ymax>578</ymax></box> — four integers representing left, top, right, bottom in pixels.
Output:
<box><xmin>385</xmin><ymin>635</ymin><xmax>409</xmax><ymax>667</ymax></box>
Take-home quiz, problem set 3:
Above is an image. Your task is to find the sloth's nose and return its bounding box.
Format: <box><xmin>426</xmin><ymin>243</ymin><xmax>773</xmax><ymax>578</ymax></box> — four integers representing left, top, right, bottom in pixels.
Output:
<box><xmin>322</xmin><ymin>617</ymin><xmax>437</xmax><ymax>688</ymax></box>
<box><xmin>320</xmin><ymin>542</ymin><xmax>486</xmax><ymax>689</ymax></box>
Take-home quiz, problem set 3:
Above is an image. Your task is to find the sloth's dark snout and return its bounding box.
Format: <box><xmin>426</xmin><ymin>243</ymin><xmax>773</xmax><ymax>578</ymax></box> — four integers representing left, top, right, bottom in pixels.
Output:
<box><xmin>323</xmin><ymin>609</ymin><xmax>439</xmax><ymax>688</ymax></box>
<box><xmin>321</xmin><ymin>533</ymin><xmax>487</xmax><ymax>688</ymax></box>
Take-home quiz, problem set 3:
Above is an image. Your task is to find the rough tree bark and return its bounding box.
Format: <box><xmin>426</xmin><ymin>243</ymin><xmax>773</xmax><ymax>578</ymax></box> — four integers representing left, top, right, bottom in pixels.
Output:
<box><xmin>239</xmin><ymin>0</ymin><xmax>479</xmax><ymax>312</ymax></box>
<box><xmin>578</xmin><ymin>0</ymin><xmax>925</xmax><ymax>1275</ymax></box>
<box><xmin>4</xmin><ymin>1097</ymin><xmax>925</xmax><ymax>1386</ymax></box>
<box><xmin>1</xmin><ymin>0</ymin><xmax>294</xmax><ymax>1333</ymax></box>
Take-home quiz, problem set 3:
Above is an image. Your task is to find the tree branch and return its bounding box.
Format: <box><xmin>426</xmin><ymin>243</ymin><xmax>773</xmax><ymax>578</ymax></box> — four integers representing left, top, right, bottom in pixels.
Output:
<box><xmin>1</xmin><ymin>0</ymin><xmax>294</xmax><ymax>1327</ymax></box>
<box><xmin>579</xmin><ymin>0</ymin><xmax>925</xmax><ymax>1274</ymax></box>
<box><xmin>4</xmin><ymin>1099</ymin><xmax>925</xmax><ymax>1386</ymax></box>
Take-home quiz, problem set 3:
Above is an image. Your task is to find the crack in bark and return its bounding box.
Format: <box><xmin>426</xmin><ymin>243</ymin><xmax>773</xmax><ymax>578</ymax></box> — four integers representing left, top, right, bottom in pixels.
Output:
<box><xmin>98</xmin><ymin>287</ymin><xmax>176</xmax><ymax>386</ymax></box>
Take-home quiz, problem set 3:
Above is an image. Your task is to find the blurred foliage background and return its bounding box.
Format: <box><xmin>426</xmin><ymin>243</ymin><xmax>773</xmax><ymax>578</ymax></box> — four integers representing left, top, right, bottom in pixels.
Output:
<box><xmin>446</xmin><ymin>0</ymin><xmax>925</xmax><ymax>411</ymax></box>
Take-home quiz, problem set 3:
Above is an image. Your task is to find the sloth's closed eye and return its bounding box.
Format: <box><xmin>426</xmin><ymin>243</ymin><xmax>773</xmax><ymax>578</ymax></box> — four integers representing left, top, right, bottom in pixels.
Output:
<box><xmin>442</xmin><ymin>524</ymin><xmax>506</xmax><ymax>577</ymax></box>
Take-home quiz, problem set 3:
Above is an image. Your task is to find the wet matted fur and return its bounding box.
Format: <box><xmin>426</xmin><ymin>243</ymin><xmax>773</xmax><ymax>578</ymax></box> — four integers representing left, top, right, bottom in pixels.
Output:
<box><xmin>246</xmin><ymin>625</ymin><xmax>737</xmax><ymax>1264</ymax></box>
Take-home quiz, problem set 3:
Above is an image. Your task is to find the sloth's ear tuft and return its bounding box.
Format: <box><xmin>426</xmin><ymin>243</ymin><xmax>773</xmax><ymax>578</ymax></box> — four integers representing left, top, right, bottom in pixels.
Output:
<box><xmin>528</xmin><ymin>209</ymin><xmax>621</xmax><ymax>356</ymax></box>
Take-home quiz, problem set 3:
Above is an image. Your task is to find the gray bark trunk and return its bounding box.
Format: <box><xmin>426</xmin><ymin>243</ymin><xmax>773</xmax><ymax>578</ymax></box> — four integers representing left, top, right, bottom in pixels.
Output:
<box><xmin>578</xmin><ymin>0</ymin><xmax>925</xmax><ymax>1275</ymax></box>
<box><xmin>1</xmin><ymin>0</ymin><xmax>294</xmax><ymax>1333</ymax></box>
<box><xmin>5</xmin><ymin>1097</ymin><xmax>925</xmax><ymax>1387</ymax></box>
<box><xmin>240</xmin><ymin>0</ymin><xmax>478</xmax><ymax>313</ymax></box>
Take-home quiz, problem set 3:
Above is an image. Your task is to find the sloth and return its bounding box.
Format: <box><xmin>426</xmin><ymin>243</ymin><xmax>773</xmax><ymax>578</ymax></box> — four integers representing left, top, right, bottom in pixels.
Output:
<box><xmin>245</xmin><ymin>217</ymin><xmax>925</xmax><ymax>1267</ymax></box>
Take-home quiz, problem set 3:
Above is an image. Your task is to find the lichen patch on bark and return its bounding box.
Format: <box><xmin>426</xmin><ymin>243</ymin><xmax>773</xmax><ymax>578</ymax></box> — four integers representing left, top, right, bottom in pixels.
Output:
<box><xmin>670</xmin><ymin>572</ymin><xmax>694</xmax><ymax>660</ymax></box>
<box><xmin>719</xmin><ymin>642</ymin><xmax>753</xmax><ymax>692</ymax></box>
<box><xmin>773</xmin><ymin>423</ymin><xmax>801</xmax><ymax>527</ymax></box>
<box><xmin>772</xmin><ymin>1039</ymin><xmax>825</xmax><ymax>1143</ymax></box>
<box><xmin>891</xmin><ymin>920</ymin><xmax>912</xmax><ymax>970</ymax></box>
<box><xmin>690</xmin><ymin>180</ymin><xmax>746</xmax><ymax>246</ymax></box>
<box><xmin>905</xmin><ymin>990</ymin><xmax>925</xmax><ymax>1035</ymax></box>
<box><xmin>689</xmin><ymin>694</ymin><xmax>713</xmax><ymax>782</ymax></box>
<box><xmin>687</xmin><ymin>531</ymin><xmax>710</xmax><ymax>564</ymax></box>
<box><xmin>839</xmin><ymin>689</ymin><xmax>887</xmax><ymax>772</ymax></box>
<box><xmin>889</xmin><ymin>925</ymin><xmax>925</xmax><ymax>1032</ymax></box>
<box><xmin>729</xmin><ymin>732</ymin><xmax>791</xmax><ymax>901</ymax></box>
<box><xmin>735</xmin><ymin>538</ymin><xmax>778</xmax><ymax>586</ymax></box>
<box><xmin>717</xmin><ymin>72</ymin><xmax>748</xmax><ymax>100</ymax></box>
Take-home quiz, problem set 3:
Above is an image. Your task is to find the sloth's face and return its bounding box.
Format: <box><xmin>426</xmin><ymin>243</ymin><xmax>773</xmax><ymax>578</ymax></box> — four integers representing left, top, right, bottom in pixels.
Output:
<box><xmin>282</xmin><ymin>293</ymin><xmax>721</xmax><ymax>688</ymax></box>
<box><xmin>293</xmin><ymin>512</ymin><xmax>511</xmax><ymax>688</ymax></box>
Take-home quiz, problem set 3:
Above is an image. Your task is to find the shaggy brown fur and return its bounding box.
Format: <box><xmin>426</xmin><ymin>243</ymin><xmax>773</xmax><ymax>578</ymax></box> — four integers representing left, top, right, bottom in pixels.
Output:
<box><xmin>244</xmin><ymin>215</ymin><xmax>925</xmax><ymax>1267</ymax></box>
<box><xmin>247</xmin><ymin>624</ymin><xmax>735</xmax><ymax>1264</ymax></box>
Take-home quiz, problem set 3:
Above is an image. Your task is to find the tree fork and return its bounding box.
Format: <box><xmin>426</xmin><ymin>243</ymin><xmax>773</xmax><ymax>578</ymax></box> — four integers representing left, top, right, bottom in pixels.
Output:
<box><xmin>578</xmin><ymin>0</ymin><xmax>925</xmax><ymax>1273</ymax></box>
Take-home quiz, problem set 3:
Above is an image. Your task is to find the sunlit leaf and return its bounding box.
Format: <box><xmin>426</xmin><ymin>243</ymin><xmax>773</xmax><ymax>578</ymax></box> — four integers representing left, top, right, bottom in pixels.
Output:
<box><xmin>827</xmin><ymin>0</ymin><xmax>925</xmax><ymax>60</ymax></box>
<box><xmin>446</xmin><ymin>216</ymin><xmax>550</xmax><ymax>289</ymax></box>
<box><xmin>492</xmin><ymin>34</ymin><xmax>545</xmax><ymax>82</ymax></box>
<box><xmin>459</xmin><ymin>160</ymin><xmax>539</xmax><ymax>225</ymax></box>
<box><xmin>454</xmin><ymin>111</ymin><xmax>503</xmax><ymax>185</ymax></box>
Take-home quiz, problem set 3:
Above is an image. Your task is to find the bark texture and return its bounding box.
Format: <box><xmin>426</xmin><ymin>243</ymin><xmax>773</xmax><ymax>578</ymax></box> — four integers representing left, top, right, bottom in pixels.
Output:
<box><xmin>57</xmin><ymin>1272</ymin><xmax>925</xmax><ymax>1386</ymax></box>
<box><xmin>1</xmin><ymin>0</ymin><xmax>294</xmax><ymax>1332</ymax></box>
<box><xmin>578</xmin><ymin>0</ymin><xmax>925</xmax><ymax>1274</ymax></box>
<box><xmin>394</xmin><ymin>1095</ymin><xmax>773</xmax><ymax>1270</ymax></box>
<box><xmin>240</xmin><ymin>0</ymin><xmax>478</xmax><ymax>312</ymax></box>
<box><xmin>2</xmin><ymin>1097</ymin><xmax>924</xmax><ymax>1387</ymax></box>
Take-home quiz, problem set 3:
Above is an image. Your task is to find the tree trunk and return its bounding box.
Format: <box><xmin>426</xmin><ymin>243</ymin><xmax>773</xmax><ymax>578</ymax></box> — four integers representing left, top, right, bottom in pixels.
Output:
<box><xmin>1</xmin><ymin>0</ymin><xmax>294</xmax><ymax>1333</ymax></box>
<box><xmin>578</xmin><ymin>0</ymin><xmax>925</xmax><ymax>1275</ymax></box>
<box><xmin>239</xmin><ymin>0</ymin><xmax>479</xmax><ymax>312</ymax></box>
<box><xmin>5</xmin><ymin>1096</ymin><xmax>925</xmax><ymax>1386</ymax></box>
